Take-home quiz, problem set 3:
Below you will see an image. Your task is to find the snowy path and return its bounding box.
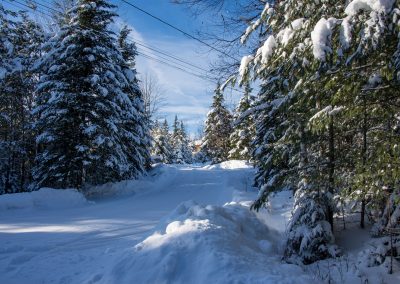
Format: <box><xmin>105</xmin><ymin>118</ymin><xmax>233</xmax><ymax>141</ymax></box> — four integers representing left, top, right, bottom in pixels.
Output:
<box><xmin>0</xmin><ymin>162</ymin><xmax>313</xmax><ymax>284</ymax></box>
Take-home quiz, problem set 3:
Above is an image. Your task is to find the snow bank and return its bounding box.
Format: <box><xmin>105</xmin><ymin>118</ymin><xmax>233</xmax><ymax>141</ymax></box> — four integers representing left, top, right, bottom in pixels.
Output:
<box><xmin>0</xmin><ymin>188</ymin><xmax>88</xmax><ymax>211</ymax></box>
<box><xmin>108</xmin><ymin>201</ymin><xmax>314</xmax><ymax>284</ymax></box>
<box><xmin>84</xmin><ymin>164</ymin><xmax>177</xmax><ymax>199</ymax></box>
<box><xmin>203</xmin><ymin>160</ymin><xmax>252</xmax><ymax>170</ymax></box>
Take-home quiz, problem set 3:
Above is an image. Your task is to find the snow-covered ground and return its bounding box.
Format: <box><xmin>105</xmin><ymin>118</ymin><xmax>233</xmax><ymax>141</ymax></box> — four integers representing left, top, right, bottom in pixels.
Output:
<box><xmin>1</xmin><ymin>161</ymin><xmax>399</xmax><ymax>283</ymax></box>
<box><xmin>0</xmin><ymin>161</ymin><xmax>314</xmax><ymax>284</ymax></box>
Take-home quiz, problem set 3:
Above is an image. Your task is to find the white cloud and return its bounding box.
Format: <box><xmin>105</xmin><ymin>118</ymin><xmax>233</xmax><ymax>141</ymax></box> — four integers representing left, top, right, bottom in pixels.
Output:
<box><xmin>112</xmin><ymin>19</ymin><xmax>245</xmax><ymax>135</ymax></box>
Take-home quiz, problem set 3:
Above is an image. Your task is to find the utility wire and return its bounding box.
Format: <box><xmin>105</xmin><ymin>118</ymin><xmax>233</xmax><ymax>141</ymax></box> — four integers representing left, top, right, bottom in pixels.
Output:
<box><xmin>3</xmin><ymin>0</ymin><xmax>249</xmax><ymax>94</ymax></box>
<box><xmin>17</xmin><ymin>0</ymin><xmax>211</xmax><ymax>74</ymax></box>
<box><xmin>4</xmin><ymin>0</ymin><xmax>209</xmax><ymax>76</ymax></box>
<box><xmin>13</xmin><ymin>0</ymin><xmax>211</xmax><ymax>74</ymax></box>
<box><xmin>119</xmin><ymin>0</ymin><xmax>238</xmax><ymax>61</ymax></box>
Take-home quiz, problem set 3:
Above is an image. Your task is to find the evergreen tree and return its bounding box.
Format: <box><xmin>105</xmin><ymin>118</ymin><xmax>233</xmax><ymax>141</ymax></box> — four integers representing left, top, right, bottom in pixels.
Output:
<box><xmin>151</xmin><ymin>119</ymin><xmax>173</xmax><ymax>163</ymax></box>
<box><xmin>33</xmin><ymin>0</ymin><xmax>149</xmax><ymax>189</ymax></box>
<box><xmin>0</xmin><ymin>5</ymin><xmax>19</xmax><ymax>194</ymax></box>
<box><xmin>242</xmin><ymin>0</ymin><xmax>345</xmax><ymax>263</ymax></box>
<box><xmin>228</xmin><ymin>84</ymin><xmax>255</xmax><ymax>161</ymax></box>
<box><xmin>201</xmin><ymin>85</ymin><xmax>233</xmax><ymax>163</ymax></box>
<box><xmin>284</xmin><ymin>178</ymin><xmax>339</xmax><ymax>264</ymax></box>
<box><xmin>118</xmin><ymin>24</ymin><xmax>151</xmax><ymax>173</ymax></box>
<box><xmin>177</xmin><ymin>121</ymin><xmax>193</xmax><ymax>164</ymax></box>
<box><xmin>241</xmin><ymin>0</ymin><xmax>400</xmax><ymax>264</ymax></box>
<box><xmin>171</xmin><ymin>116</ymin><xmax>192</xmax><ymax>164</ymax></box>
<box><xmin>0</xmin><ymin>7</ymin><xmax>44</xmax><ymax>194</ymax></box>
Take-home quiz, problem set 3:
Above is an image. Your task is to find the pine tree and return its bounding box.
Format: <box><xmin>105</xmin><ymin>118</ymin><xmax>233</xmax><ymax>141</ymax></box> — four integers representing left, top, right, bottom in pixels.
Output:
<box><xmin>151</xmin><ymin>119</ymin><xmax>173</xmax><ymax>163</ymax></box>
<box><xmin>177</xmin><ymin>121</ymin><xmax>193</xmax><ymax>164</ymax></box>
<box><xmin>201</xmin><ymin>85</ymin><xmax>233</xmax><ymax>163</ymax></box>
<box><xmin>118</xmin><ymin>24</ymin><xmax>151</xmax><ymax>173</ymax></box>
<box><xmin>0</xmin><ymin>5</ymin><xmax>19</xmax><ymax>194</ymax></box>
<box><xmin>228</xmin><ymin>84</ymin><xmax>255</xmax><ymax>161</ymax></box>
<box><xmin>284</xmin><ymin>178</ymin><xmax>340</xmax><ymax>264</ymax></box>
<box><xmin>0</xmin><ymin>7</ymin><xmax>45</xmax><ymax>194</ymax></box>
<box><xmin>242</xmin><ymin>0</ymin><xmax>345</xmax><ymax>263</ymax></box>
<box><xmin>241</xmin><ymin>0</ymin><xmax>400</xmax><ymax>264</ymax></box>
<box><xmin>33</xmin><ymin>0</ymin><xmax>149</xmax><ymax>189</ymax></box>
<box><xmin>171</xmin><ymin>116</ymin><xmax>192</xmax><ymax>164</ymax></box>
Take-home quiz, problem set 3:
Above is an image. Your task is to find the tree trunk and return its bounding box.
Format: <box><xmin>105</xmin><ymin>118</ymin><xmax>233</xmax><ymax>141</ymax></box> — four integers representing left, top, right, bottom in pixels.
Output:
<box><xmin>361</xmin><ymin>95</ymin><xmax>367</xmax><ymax>229</ymax></box>
<box><xmin>328</xmin><ymin>116</ymin><xmax>335</xmax><ymax>230</ymax></box>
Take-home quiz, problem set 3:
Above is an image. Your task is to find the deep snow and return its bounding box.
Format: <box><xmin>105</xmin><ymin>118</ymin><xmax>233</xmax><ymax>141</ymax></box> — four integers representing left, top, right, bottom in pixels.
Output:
<box><xmin>0</xmin><ymin>161</ymin><xmax>314</xmax><ymax>284</ymax></box>
<box><xmin>1</xmin><ymin>161</ymin><xmax>398</xmax><ymax>283</ymax></box>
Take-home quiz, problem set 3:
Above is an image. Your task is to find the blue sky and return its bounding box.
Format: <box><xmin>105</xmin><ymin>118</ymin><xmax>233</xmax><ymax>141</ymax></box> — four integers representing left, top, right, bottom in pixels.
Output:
<box><xmin>113</xmin><ymin>0</ymin><xmax>242</xmax><ymax>136</ymax></box>
<box><xmin>4</xmin><ymin>0</ymin><xmax>245</xmax><ymax>136</ymax></box>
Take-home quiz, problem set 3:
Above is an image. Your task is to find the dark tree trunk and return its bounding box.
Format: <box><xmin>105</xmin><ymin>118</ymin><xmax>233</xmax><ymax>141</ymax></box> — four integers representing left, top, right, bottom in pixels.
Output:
<box><xmin>361</xmin><ymin>95</ymin><xmax>367</xmax><ymax>229</ymax></box>
<box><xmin>327</xmin><ymin>116</ymin><xmax>335</xmax><ymax>230</ymax></box>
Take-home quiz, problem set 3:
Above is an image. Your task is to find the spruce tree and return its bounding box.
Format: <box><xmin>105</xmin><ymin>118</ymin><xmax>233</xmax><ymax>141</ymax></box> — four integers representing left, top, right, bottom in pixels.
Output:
<box><xmin>0</xmin><ymin>8</ymin><xmax>44</xmax><ymax>194</ymax></box>
<box><xmin>118</xmin><ymin>24</ymin><xmax>151</xmax><ymax>173</ymax></box>
<box><xmin>151</xmin><ymin>119</ymin><xmax>173</xmax><ymax>164</ymax></box>
<box><xmin>33</xmin><ymin>0</ymin><xmax>149</xmax><ymax>189</ymax></box>
<box><xmin>242</xmin><ymin>0</ymin><xmax>345</xmax><ymax>263</ymax></box>
<box><xmin>228</xmin><ymin>84</ymin><xmax>255</xmax><ymax>161</ymax></box>
<box><xmin>0</xmin><ymin>5</ymin><xmax>19</xmax><ymax>194</ymax></box>
<box><xmin>284</xmin><ymin>178</ymin><xmax>339</xmax><ymax>264</ymax></box>
<box><xmin>177</xmin><ymin>121</ymin><xmax>193</xmax><ymax>164</ymax></box>
<box><xmin>171</xmin><ymin>116</ymin><xmax>192</xmax><ymax>164</ymax></box>
<box><xmin>241</xmin><ymin>0</ymin><xmax>400</xmax><ymax>264</ymax></box>
<box><xmin>201</xmin><ymin>85</ymin><xmax>233</xmax><ymax>163</ymax></box>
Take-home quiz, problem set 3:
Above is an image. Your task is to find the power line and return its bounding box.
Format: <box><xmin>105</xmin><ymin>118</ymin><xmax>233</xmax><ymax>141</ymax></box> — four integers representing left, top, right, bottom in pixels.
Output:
<box><xmin>134</xmin><ymin>41</ymin><xmax>209</xmax><ymax>73</ymax></box>
<box><xmin>6</xmin><ymin>0</ymin><xmax>208</xmax><ymax>74</ymax></box>
<box><xmin>2</xmin><ymin>0</ymin><xmax>53</xmax><ymax>17</ymax></box>
<box><xmin>3</xmin><ymin>0</ymin><xmax>250</xmax><ymax>94</ymax></box>
<box><xmin>19</xmin><ymin>0</ymin><xmax>211</xmax><ymax>73</ymax></box>
<box><xmin>1</xmin><ymin>0</ymin><xmax>27</xmax><ymax>11</ymax></box>
<box><xmin>136</xmin><ymin>47</ymin><xmax>208</xmax><ymax>75</ymax></box>
<box><xmin>13</xmin><ymin>0</ymin><xmax>211</xmax><ymax>74</ymax></box>
<box><xmin>119</xmin><ymin>0</ymin><xmax>238</xmax><ymax>61</ymax></box>
<box><xmin>138</xmin><ymin>52</ymin><xmax>213</xmax><ymax>82</ymax></box>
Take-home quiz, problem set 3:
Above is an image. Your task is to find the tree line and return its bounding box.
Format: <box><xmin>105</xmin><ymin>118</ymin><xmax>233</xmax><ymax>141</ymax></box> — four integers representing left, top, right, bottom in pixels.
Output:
<box><xmin>0</xmin><ymin>0</ymin><xmax>150</xmax><ymax>193</ymax></box>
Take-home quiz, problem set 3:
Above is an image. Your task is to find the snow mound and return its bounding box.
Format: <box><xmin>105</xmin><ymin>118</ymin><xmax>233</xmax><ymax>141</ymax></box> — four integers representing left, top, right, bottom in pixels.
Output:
<box><xmin>108</xmin><ymin>201</ymin><xmax>314</xmax><ymax>284</ymax></box>
<box><xmin>84</xmin><ymin>164</ymin><xmax>177</xmax><ymax>199</ymax></box>
<box><xmin>203</xmin><ymin>160</ymin><xmax>252</xmax><ymax>170</ymax></box>
<box><xmin>0</xmin><ymin>188</ymin><xmax>88</xmax><ymax>211</ymax></box>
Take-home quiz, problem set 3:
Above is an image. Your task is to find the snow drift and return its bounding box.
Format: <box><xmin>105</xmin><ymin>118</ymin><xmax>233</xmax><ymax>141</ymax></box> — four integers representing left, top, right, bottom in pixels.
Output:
<box><xmin>108</xmin><ymin>200</ymin><xmax>314</xmax><ymax>284</ymax></box>
<box><xmin>203</xmin><ymin>160</ymin><xmax>252</xmax><ymax>170</ymax></box>
<box><xmin>0</xmin><ymin>188</ymin><xmax>88</xmax><ymax>211</ymax></box>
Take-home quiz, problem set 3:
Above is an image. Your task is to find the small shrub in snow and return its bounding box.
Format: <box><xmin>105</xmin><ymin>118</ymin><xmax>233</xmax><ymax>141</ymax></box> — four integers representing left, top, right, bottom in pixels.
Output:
<box><xmin>284</xmin><ymin>180</ymin><xmax>340</xmax><ymax>264</ymax></box>
<box><xmin>358</xmin><ymin>236</ymin><xmax>400</xmax><ymax>273</ymax></box>
<box><xmin>364</xmin><ymin>190</ymin><xmax>400</xmax><ymax>272</ymax></box>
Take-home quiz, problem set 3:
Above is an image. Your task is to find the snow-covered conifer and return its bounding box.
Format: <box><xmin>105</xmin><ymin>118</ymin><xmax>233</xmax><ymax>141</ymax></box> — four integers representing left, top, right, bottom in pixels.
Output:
<box><xmin>201</xmin><ymin>85</ymin><xmax>232</xmax><ymax>163</ymax></box>
<box><xmin>0</xmin><ymin>8</ymin><xmax>45</xmax><ymax>194</ymax></box>
<box><xmin>118</xmin><ymin>24</ymin><xmax>151</xmax><ymax>173</ymax></box>
<box><xmin>284</xmin><ymin>179</ymin><xmax>339</xmax><ymax>264</ymax></box>
<box><xmin>33</xmin><ymin>0</ymin><xmax>149</xmax><ymax>189</ymax></box>
<box><xmin>228</xmin><ymin>84</ymin><xmax>255</xmax><ymax>161</ymax></box>
<box><xmin>171</xmin><ymin>116</ymin><xmax>192</xmax><ymax>164</ymax></box>
<box><xmin>151</xmin><ymin>119</ymin><xmax>173</xmax><ymax>164</ymax></box>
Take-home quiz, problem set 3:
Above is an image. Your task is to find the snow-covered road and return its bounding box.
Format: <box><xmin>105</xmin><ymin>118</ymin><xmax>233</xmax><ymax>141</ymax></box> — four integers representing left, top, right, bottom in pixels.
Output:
<box><xmin>0</xmin><ymin>161</ymin><xmax>313</xmax><ymax>284</ymax></box>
